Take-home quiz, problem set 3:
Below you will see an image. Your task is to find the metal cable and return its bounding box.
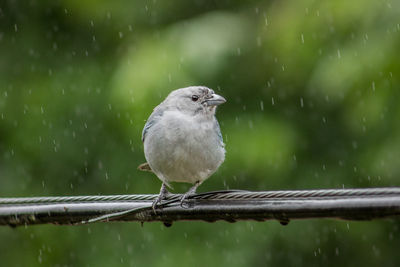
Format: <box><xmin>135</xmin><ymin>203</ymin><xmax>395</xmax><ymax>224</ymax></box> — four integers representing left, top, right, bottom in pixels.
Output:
<box><xmin>1</xmin><ymin>187</ymin><xmax>400</xmax><ymax>226</ymax></box>
<box><xmin>1</xmin><ymin>187</ymin><xmax>399</xmax><ymax>205</ymax></box>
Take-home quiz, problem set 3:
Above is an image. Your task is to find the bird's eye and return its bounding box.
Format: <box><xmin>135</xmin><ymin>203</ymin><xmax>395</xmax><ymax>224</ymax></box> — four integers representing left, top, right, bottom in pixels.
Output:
<box><xmin>191</xmin><ymin>95</ymin><xmax>199</xmax><ymax>102</ymax></box>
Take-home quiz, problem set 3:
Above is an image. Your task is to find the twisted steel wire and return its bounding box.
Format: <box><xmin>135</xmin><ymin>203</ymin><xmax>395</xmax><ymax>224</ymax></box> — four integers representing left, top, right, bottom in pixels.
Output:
<box><xmin>1</xmin><ymin>187</ymin><xmax>400</xmax><ymax>226</ymax></box>
<box><xmin>1</xmin><ymin>187</ymin><xmax>400</xmax><ymax>205</ymax></box>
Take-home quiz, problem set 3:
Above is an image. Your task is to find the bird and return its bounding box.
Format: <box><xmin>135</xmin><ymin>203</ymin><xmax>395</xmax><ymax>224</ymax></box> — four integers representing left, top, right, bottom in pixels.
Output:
<box><xmin>139</xmin><ymin>86</ymin><xmax>226</xmax><ymax>210</ymax></box>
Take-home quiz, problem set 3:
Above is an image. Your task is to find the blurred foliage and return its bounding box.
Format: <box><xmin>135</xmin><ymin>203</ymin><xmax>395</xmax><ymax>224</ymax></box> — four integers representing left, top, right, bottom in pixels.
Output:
<box><xmin>1</xmin><ymin>0</ymin><xmax>400</xmax><ymax>266</ymax></box>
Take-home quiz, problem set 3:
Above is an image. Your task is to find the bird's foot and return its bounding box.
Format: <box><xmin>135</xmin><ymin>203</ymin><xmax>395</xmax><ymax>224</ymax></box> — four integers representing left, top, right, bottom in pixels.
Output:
<box><xmin>152</xmin><ymin>183</ymin><xmax>170</xmax><ymax>213</ymax></box>
<box><xmin>180</xmin><ymin>181</ymin><xmax>200</xmax><ymax>208</ymax></box>
<box><xmin>180</xmin><ymin>192</ymin><xmax>194</xmax><ymax>209</ymax></box>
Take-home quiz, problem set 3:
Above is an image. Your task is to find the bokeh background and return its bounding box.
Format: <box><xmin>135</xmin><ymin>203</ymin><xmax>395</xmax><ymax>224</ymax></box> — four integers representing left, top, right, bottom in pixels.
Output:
<box><xmin>1</xmin><ymin>0</ymin><xmax>400</xmax><ymax>266</ymax></box>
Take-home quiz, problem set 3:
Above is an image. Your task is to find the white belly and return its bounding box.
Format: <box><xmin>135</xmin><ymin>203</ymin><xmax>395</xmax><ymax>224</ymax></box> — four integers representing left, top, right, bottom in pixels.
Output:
<box><xmin>144</xmin><ymin>112</ymin><xmax>225</xmax><ymax>185</ymax></box>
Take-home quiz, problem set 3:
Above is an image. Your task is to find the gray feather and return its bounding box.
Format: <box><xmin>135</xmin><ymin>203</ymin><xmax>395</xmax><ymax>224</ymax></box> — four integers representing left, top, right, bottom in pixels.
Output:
<box><xmin>141</xmin><ymin>86</ymin><xmax>226</xmax><ymax>187</ymax></box>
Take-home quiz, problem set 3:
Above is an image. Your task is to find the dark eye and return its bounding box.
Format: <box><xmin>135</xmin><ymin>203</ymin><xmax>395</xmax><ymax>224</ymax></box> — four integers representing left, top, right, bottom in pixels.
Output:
<box><xmin>191</xmin><ymin>95</ymin><xmax>199</xmax><ymax>102</ymax></box>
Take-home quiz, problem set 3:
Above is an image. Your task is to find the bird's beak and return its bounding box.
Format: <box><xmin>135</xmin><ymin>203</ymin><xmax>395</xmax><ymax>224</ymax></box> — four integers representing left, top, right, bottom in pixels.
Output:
<box><xmin>204</xmin><ymin>93</ymin><xmax>226</xmax><ymax>106</ymax></box>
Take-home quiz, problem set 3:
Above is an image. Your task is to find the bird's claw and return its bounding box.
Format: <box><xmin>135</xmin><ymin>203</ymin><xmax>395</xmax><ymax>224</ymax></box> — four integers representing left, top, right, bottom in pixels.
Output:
<box><xmin>180</xmin><ymin>181</ymin><xmax>200</xmax><ymax>208</ymax></box>
<box><xmin>152</xmin><ymin>183</ymin><xmax>170</xmax><ymax>213</ymax></box>
<box><xmin>180</xmin><ymin>193</ymin><xmax>194</xmax><ymax>208</ymax></box>
<box><xmin>152</xmin><ymin>197</ymin><xmax>162</xmax><ymax>213</ymax></box>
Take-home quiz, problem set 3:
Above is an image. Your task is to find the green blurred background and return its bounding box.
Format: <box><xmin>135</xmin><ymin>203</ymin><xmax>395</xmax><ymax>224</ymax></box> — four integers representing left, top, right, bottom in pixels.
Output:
<box><xmin>1</xmin><ymin>0</ymin><xmax>400</xmax><ymax>266</ymax></box>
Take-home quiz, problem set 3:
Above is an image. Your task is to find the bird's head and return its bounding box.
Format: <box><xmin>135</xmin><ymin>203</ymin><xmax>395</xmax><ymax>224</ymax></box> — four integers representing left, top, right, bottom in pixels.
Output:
<box><xmin>164</xmin><ymin>86</ymin><xmax>226</xmax><ymax>116</ymax></box>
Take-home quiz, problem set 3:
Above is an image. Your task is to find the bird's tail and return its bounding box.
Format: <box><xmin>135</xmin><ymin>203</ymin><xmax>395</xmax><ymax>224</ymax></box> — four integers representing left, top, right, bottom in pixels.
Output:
<box><xmin>137</xmin><ymin>162</ymin><xmax>153</xmax><ymax>172</ymax></box>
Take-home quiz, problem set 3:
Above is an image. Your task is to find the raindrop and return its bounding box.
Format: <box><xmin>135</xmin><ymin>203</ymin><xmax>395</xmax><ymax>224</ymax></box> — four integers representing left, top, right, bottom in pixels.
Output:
<box><xmin>337</xmin><ymin>49</ymin><xmax>341</xmax><ymax>59</ymax></box>
<box><xmin>271</xmin><ymin>97</ymin><xmax>275</xmax><ymax>105</ymax></box>
<box><xmin>352</xmin><ymin>141</ymin><xmax>358</xmax><ymax>149</ymax></box>
<box><xmin>237</xmin><ymin>48</ymin><xmax>241</xmax><ymax>56</ymax></box>
<box><xmin>389</xmin><ymin>232</ymin><xmax>394</xmax><ymax>240</ymax></box>
<box><xmin>14</xmin><ymin>24</ymin><xmax>18</xmax><ymax>32</ymax></box>
<box><xmin>300</xmin><ymin>97</ymin><xmax>304</xmax><ymax>108</ymax></box>
<box><xmin>263</xmin><ymin>13</ymin><xmax>268</xmax><ymax>26</ymax></box>
<box><xmin>301</xmin><ymin>34</ymin><xmax>304</xmax><ymax>44</ymax></box>
<box><xmin>119</xmin><ymin>32</ymin><xmax>123</xmax><ymax>38</ymax></box>
<box><xmin>372</xmin><ymin>81</ymin><xmax>376</xmax><ymax>91</ymax></box>
<box><xmin>256</xmin><ymin>36</ymin><xmax>261</xmax><ymax>47</ymax></box>
<box><xmin>260</xmin><ymin>101</ymin><xmax>264</xmax><ymax>111</ymax></box>
<box><xmin>248</xmin><ymin>120</ymin><xmax>253</xmax><ymax>129</ymax></box>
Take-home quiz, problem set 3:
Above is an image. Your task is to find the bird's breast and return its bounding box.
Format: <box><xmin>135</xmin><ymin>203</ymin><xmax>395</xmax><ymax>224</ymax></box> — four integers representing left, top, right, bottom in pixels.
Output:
<box><xmin>144</xmin><ymin>112</ymin><xmax>225</xmax><ymax>184</ymax></box>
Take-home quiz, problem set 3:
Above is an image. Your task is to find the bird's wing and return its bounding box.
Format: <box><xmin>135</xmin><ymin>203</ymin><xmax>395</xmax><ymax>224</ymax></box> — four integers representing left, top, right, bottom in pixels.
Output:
<box><xmin>214</xmin><ymin>119</ymin><xmax>224</xmax><ymax>147</ymax></box>
<box><xmin>142</xmin><ymin>107</ymin><xmax>164</xmax><ymax>142</ymax></box>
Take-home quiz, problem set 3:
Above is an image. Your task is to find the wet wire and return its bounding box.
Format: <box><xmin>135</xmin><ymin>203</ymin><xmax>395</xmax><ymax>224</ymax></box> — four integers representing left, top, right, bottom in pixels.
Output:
<box><xmin>2</xmin><ymin>187</ymin><xmax>399</xmax><ymax>205</ymax></box>
<box><xmin>1</xmin><ymin>187</ymin><xmax>400</xmax><ymax>226</ymax></box>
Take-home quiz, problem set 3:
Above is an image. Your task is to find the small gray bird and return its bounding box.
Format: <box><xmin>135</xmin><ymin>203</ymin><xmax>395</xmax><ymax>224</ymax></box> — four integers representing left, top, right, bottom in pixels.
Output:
<box><xmin>140</xmin><ymin>86</ymin><xmax>226</xmax><ymax>209</ymax></box>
